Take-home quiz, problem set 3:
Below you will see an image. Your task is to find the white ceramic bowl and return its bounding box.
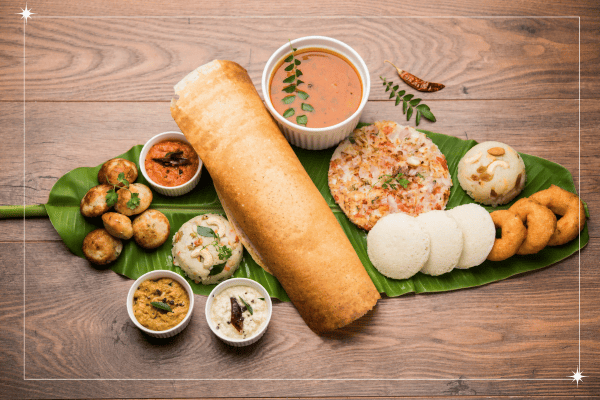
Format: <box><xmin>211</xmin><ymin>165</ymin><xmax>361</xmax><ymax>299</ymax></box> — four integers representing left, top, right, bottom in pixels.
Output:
<box><xmin>262</xmin><ymin>36</ymin><xmax>370</xmax><ymax>150</ymax></box>
<box><xmin>139</xmin><ymin>131</ymin><xmax>202</xmax><ymax>196</ymax></box>
<box><xmin>205</xmin><ymin>278</ymin><xmax>272</xmax><ymax>347</ymax></box>
<box><xmin>127</xmin><ymin>270</ymin><xmax>195</xmax><ymax>338</ymax></box>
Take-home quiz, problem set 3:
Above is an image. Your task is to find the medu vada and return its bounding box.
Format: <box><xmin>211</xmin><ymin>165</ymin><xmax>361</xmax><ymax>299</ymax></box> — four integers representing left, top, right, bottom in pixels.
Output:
<box><xmin>509</xmin><ymin>198</ymin><xmax>557</xmax><ymax>255</ymax></box>
<box><xmin>529</xmin><ymin>185</ymin><xmax>586</xmax><ymax>246</ymax></box>
<box><xmin>487</xmin><ymin>210</ymin><xmax>527</xmax><ymax>261</ymax></box>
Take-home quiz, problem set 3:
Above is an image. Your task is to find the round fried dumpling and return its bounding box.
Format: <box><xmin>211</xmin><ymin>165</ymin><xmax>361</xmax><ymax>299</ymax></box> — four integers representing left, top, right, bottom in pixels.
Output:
<box><xmin>82</xmin><ymin>228</ymin><xmax>123</xmax><ymax>265</ymax></box>
<box><xmin>114</xmin><ymin>183</ymin><xmax>152</xmax><ymax>216</ymax></box>
<box><xmin>132</xmin><ymin>209</ymin><xmax>170</xmax><ymax>249</ymax></box>
<box><xmin>98</xmin><ymin>158</ymin><xmax>138</xmax><ymax>187</ymax></box>
<box><xmin>102</xmin><ymin>212</ymin><xmax>133</xmax><ymax>240</ymax></box>
<box><xmin>80</xmin><ymin>184</ymin><xmax>113</xmax><ymax>217</ymax></box>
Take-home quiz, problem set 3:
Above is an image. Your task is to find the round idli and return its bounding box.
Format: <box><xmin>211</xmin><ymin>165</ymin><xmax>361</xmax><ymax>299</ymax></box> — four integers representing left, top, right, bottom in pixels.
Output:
<box><xmin>457</xmin><ymin>141</ymin><xmax>526</xmax><ymax>206</ymax></box>
<box><xmin>416</xmin><ymin>210</ymin><xmax>463</xmax><ymax>276</ymax></box>
<box><xmin>446</xmin><ymin>203</ymin><xmax>496</xmax><ymax>269</ymax></box>
<box><xmin>367</xmin><ymin>213</ymin><xmax>430</xmax><ymax>280</ymax></box>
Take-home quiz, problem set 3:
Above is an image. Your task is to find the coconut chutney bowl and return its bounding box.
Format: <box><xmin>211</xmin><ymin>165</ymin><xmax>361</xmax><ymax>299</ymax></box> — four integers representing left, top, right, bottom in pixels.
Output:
<box><xmin>205</xmin><ymin>278</ymin><xmax>272</xmax><ymax>347</ymax></box>
<box><xmin>126</xmin><ymin>270</ymin><xmax>195</xmax><ymax>338</ymax></box>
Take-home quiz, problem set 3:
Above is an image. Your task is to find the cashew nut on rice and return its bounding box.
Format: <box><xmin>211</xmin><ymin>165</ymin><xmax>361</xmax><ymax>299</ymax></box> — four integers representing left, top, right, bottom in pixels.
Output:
<box><xmin>190</xmin><ymin>247</ymin><xmax>214</xmax><ymax>269</ymax></box>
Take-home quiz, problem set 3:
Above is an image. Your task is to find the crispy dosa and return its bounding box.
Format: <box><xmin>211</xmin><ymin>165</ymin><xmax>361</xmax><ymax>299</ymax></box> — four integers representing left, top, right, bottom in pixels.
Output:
<box><xmin>170</xmin><ymin>60</ymin><xmax>379</xmax><ymax>333</ymax></box>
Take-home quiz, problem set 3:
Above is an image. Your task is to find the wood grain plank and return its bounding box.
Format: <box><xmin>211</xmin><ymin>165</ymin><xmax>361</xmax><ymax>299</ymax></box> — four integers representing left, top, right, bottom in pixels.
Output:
<box><xmin>1</xmin><ymin>99</ymin><xmax>597</xmax><ymax>239</ymax></box>
<box><xmin>1</xmin><ymin>0</ymin><xmax>599</xmax><ymax>18</ymax></box>
<box><xmin>1</xmin><ymin>17</ymin><xmax>589</xmax><ymax>101</ymax></box>
<box><xmin>0</xmin><ymin>240</ymin><xmax>597</xmax><ymax>397</ymax></box>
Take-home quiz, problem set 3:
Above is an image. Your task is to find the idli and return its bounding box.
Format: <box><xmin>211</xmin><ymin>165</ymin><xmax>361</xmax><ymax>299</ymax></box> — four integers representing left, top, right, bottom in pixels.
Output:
<box><xmin>367</xmin><ymin>213</ymin><xmax>430</xmax><ymax>280</ymax></box>
<box><xmin>446</xmin><ymin>203</ymin><xmax>496</xmax><ymax>268</ymax></box>
<box><xmin>416</xmin><ymin>210</ymin><xmax>463</xmax><ymax>276</ymax></box>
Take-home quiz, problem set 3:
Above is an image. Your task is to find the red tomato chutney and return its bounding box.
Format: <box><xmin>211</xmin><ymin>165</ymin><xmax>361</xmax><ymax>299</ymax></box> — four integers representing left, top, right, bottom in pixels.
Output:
<box><xmin>145</xmin><ymin>140</ymin><xmax>199</xmax><ymax>187</ymax></box>
<box><xmin>270</xmin><ymin>48</ymin><xmax>362</xmax><ymax>128</ymax></box>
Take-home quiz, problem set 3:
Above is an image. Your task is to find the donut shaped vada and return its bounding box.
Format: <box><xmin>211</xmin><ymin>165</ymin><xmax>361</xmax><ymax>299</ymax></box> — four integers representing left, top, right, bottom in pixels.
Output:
<box><xmin>487</xmin><ymin>210</ymin><xmax>527</xmax><ymax>261</ymax></box>
<box><xmin>529</xmin><ymin>185</ymin><xmax>586</xmax><ymax>246</ymax></box>
<box><xmin>509</xmin><ymin>198</ymin><xmax>557</xmax><ymax>255</ymax></box>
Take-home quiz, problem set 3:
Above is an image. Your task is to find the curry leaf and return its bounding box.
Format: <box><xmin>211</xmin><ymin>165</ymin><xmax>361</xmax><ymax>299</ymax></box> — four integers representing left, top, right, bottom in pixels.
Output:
<box><xmin>297</xmin><ymin>90</ymin><xmax>309</xmax><ymax>100</ymax></box>
<box><xmin>301</xmin><ymin>103</ymin><xmax>314</xmax><ymax>112</ymax></box>
<box><xmin>282</xmin><ymin>95</ymin><xmax>296</xmax><ymax>104</ymax></box>
<box><xmin>239</xmin><ymin>296</ymin><xmax>254</xmax><ymax>315</ymax></box>
<box><xmin>151</xmin><ymin>301</ymin><xmax>172</xmax><ymax>312</ymax></box>
<box><xmin>296</xmin><ymin>115</ymin><xmax>308</xmax><ymax>126</ymax></box>
<box><xmin>197</xmin><ymin>225</ymin><xmax>217</xmax><ymax>238</ymax></box>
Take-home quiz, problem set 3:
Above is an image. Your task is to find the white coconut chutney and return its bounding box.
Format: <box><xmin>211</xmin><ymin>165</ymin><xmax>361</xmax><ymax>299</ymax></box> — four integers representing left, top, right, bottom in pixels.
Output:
<box><xmin>210</xmin><ymin>285</ymin><xmax>268</xmax><ymax>339</ymax></box>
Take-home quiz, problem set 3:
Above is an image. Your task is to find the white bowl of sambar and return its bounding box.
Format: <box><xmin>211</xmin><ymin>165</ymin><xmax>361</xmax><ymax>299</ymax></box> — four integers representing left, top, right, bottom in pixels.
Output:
<box><xmin>262</xmin><ymin>36</ymin><xmax>370</xmax><ymax>150</ymax></box>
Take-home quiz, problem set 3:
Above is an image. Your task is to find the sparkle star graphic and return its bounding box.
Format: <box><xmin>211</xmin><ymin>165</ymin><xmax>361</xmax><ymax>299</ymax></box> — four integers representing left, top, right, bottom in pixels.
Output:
<box><xmin>569</xmin><ymin>367</ymin><xmax>586</xmax><ymax>387</ymax></box>
<box><xmin>17</xmin><ymin>4</ymin><xmax>35</xmax><ymax>23</ymax></box>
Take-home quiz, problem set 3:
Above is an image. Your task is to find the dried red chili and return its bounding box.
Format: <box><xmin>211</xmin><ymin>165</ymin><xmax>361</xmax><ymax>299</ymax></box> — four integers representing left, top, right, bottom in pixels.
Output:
<box><xmin>230</xmin><ymin>297</ymin><xmax>244</xmax><ymax>332</ymax></box>
<box><xmin>385</xmin><ymin>60</ymin><xmax>445</xmax><ymax>92</ymax></box>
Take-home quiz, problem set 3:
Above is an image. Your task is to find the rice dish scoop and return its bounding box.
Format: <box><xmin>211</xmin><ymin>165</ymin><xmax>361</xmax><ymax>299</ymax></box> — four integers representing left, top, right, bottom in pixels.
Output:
<box><xmin>416</xmin><ymin>210</ymin><xmax>463</xmax><ymax>276</ymax></box>
<box><xmin>446</xmin><ymin>204</ymin><xmax>496</xmax><ymax>269</ymax></box>
<box><xmin>367</xmin><ymin>213</ymin><xmax>430</xmax><ymax>280</ymax></box>
<box><xmin>172</xmin><ymin>214</ymin><xmax>243</xmax><ymax>285</ymax></box>
<box><xmin>457</xmin><ymin>141</ymin><xmax>526</xmax><ymax>206</ymax></box>
<box><xmin>329</xmin><ymin>121</ymin><xmax>452</xmax><ymax>231</ymax></box>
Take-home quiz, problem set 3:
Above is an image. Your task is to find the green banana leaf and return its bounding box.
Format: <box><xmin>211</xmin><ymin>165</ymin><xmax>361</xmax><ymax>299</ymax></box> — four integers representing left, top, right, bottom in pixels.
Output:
<box><xmin>43</xmin><ymin>129</ymin><xmax>589</xmax><ymax>301</ymax></box>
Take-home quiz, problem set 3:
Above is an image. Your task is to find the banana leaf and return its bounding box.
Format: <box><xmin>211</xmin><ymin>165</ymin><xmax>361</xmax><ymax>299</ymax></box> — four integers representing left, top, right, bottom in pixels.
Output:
<box><xmin>40</xmin><ymin>129</ymin><xmax>588</xmax><ymax>301</ymax></box>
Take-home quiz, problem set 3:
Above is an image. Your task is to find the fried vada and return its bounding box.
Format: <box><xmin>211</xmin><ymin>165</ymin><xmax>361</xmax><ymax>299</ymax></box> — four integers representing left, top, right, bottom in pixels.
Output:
<box><xmin>487</xmin><ymin>210</ymin><xmax>527</xmax><ymax>261</ymax></box>
<box><xmin>509</xmin><ymin>198</ymin><xmax>556</xmax><ymax>255</ymax></box>
<box><xmin>82</xmin><ymin>228</ymin><xmax>123</xmax><ymax>265</ymax></box>
<box><xmin>98</xmin><ymin>158</ymin><xmax>138</xmax><ymax>187</ymax></box>
<box><xmin>529</xmin><ymin>185</ymin><xmax>586</xmax><ymax>246</ymax></box>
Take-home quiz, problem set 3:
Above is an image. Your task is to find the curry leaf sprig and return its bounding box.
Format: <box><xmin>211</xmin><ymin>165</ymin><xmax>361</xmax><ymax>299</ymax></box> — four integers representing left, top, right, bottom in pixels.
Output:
<box><xmin>105</xmin><ymin>172</ymin><xmax>140</xmax><ymax>210</ymax></box>
<box><xmin>281</xmin><ymin>42</ymin><xmax>313</xmax><ymax>126</ymax></box>
<box><xmin>380</xmin><ymin>76</ymin><xmax>436</xmax><ymax>126</ymax></box>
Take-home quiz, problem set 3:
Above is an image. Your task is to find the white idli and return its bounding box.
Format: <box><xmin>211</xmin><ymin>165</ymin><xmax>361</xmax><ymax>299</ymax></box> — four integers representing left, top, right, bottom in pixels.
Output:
<box><xmin>446</xmin><ymin>203</ymin><xmax>496</xmax><ymax>269</ymax></box>
<box><xmin>416</xmin><ymin>210</ymin><xmax>463</xmax><ymax>276</ymax></box>
<box><xmin>367</xmin><ymin>213</ymin><xmax>430</xmax><ymax>280</ymax></box>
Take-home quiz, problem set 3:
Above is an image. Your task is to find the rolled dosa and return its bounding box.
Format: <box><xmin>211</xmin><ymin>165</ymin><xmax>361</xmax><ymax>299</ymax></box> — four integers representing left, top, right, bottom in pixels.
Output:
<box><xmin>170</xmin><ymin>60</ymin><xmax>379</xmax><ymax>333</ymax></box>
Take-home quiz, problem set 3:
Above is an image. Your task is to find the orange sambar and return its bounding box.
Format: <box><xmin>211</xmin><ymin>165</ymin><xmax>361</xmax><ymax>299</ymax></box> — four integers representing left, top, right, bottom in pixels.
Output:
<box><xmin>145</xmin><ymin>140</ymin><xmax>199</xmax><ymax>187</ymax></box>
<box><xmin>270</xmin><ymin>48</ymin><xmax>362</xmax><ymax>128</ymax></box>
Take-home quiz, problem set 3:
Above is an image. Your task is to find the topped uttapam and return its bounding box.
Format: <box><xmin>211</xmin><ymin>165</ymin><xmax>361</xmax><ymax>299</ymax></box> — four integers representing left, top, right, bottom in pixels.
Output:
<box><xmin>328</xmin><ymin>121</ymin><xmax>452</xmax><ymax>230</ymax></box>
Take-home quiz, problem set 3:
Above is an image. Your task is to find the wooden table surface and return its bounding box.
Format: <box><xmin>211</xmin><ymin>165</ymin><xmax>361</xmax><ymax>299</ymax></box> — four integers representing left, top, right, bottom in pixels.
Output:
<box><xmin>1</xmin><ymin>0</ymin><xmax>599</xmax><ymax>398</ymax></box>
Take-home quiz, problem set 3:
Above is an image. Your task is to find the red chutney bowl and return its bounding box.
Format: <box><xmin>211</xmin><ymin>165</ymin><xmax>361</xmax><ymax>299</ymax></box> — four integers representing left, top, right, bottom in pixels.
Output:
<box><xmin>139</xmin><ymin>131</ymin><xmax>203</xmax><ymax>196</ymax></box>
